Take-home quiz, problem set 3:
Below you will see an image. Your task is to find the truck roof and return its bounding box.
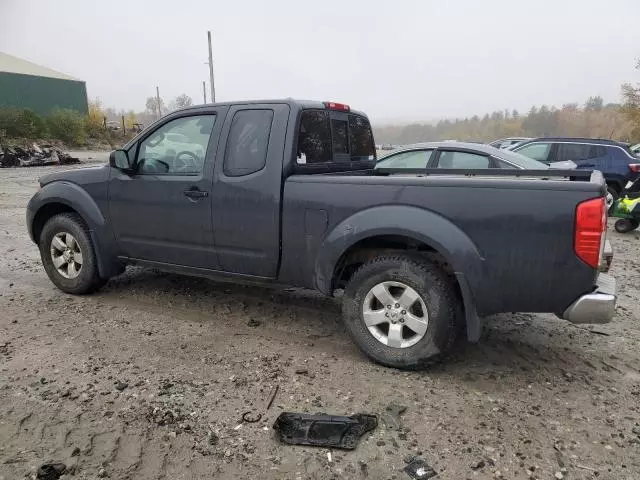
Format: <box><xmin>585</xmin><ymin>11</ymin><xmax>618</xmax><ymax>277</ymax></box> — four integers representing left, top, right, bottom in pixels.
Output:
<box><xmin>393</xmin><ymin>142</ymin><xmax>500</xmax><ymax>154</ymax></box>
<box><xmin>175</xmin><ymin>99</ymin><xmax>369</xmax><ymax>119</ymax></box>
<box><xmin>523</xmin><ymin>137</ymin><xmax>630</xmax><ymax>147</ymax></box>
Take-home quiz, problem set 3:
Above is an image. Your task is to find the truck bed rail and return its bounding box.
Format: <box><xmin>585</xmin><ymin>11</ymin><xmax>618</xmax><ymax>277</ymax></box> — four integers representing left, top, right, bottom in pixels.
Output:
<box><xmin>372</xmin><ymin>168</ymin><xmax>594</xmax><ymax>179</ymax></box>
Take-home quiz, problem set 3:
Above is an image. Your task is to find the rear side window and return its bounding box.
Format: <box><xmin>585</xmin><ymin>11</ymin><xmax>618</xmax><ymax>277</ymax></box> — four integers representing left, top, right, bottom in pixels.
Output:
<box><xmin>556</xmin><ymin>143</ymin><xmax>608</xmax><ymax>162</ymax></box>
<box><xmin>438</xmin><ymin>151</ymin><xmax>491</xmax><ymax>168</ymax></box>
<box><xmin>375</xmin><ymin>150</ymin><xmax>432</xmax><ymax>169</ymax></box>
<box><xmin>224</xmin><ymin>109</ymin><xmax>274</xmax><ymax>177</ymax></box>
<box><xmin>297</xmin><ymin>110</ymin><xmax>375</xmax><ymax>164</ymax></box>
<box><xmin>592</xmin><ymin>145</ymin><xmax>607</xmax><ymax>158</ymax></box>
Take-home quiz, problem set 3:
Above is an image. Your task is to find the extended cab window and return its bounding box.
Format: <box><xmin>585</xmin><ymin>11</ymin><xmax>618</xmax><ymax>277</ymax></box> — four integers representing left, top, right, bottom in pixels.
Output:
<box><xmin>297</xmin><ymin>110</ymin><xmax>375</xmax><ymax>164</ymax></box>
<box><xmin>224</xmin><ymin>109</ymin><xmax>274</xmax><ymax>177</ymax></box>
<box><xmin>137</xmin><ymin>115</ymin><xmax>215</xmax><ymax>175</ymax></box>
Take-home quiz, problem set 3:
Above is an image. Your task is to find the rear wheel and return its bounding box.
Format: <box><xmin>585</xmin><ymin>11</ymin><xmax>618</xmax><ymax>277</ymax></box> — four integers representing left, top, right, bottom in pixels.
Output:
<box><xmin>39</xmin><ymin>213</ymin><xmax>106</xmax><ymax>294</ymax></box>
<box><xmin>342</xmin><ymin>254</ymin><xmax>462</xmax><ymax>370</ymax></box>
<box><xmin>615</xmin><ymin>218</ymin><xmax>640</xmax><ymax>233</ymax></box>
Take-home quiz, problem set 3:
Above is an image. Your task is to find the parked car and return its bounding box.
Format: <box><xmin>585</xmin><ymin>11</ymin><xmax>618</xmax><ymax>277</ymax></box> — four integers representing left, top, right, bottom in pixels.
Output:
<box><xmin>511</xmin><ymin>138</ymin><xmax>640</xmax><ymax>202</ymax></box>
<box><xmin>375</xmin><ymin>141</ymin><xmax>552</xmax><ymax>170</ymax></box>
<box><xmin>26</xmin><ymin>99</ymin><xmax>615</xmax><ymax>369</ymax></box>
<box><xmin>375</xmin><ymin>142</ymin><xmax>613</xmax><ymax>267</ymax></box>
<box><xmin>488</xmin><ymin>137</ymin><xmax>532</xmax><ymax>149</ymax></box>
<box><xmin>106</xmin><ymin>121</ymin><xmax>121</xmax><ymax>131</ymax></box>
<box><xmin>630</xmin><ymin>143</ymin><xmax>640</xmax><ymax>155</ymax></box>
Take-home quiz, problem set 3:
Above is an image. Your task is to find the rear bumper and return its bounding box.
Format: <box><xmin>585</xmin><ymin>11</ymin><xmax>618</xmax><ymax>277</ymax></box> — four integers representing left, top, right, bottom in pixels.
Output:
<box><xmin>562</xmin><ymin>273</ymin><xmax>616</xmax><ymax>324</ymax></box>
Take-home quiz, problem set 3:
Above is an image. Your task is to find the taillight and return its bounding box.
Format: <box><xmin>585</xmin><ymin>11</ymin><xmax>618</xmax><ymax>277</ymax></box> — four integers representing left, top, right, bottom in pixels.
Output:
<box><xmin>324</xmin><ymin>101</ymin><xmax>350</xmax><ymax>112</ymax></box>
<box><xmin>574</xmin><ymin>197</ymin><xmax>606</xmax><ymax>268</ymax></box>
<box><xmin>628</xmin><ymin>163</ymin><xmax>640</xmax><ymax>173</ymax></box>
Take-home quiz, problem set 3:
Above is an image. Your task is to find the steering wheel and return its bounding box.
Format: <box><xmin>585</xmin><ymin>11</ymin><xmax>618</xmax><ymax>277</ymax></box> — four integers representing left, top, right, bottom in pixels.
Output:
<box><xmin>173</xmin><ymin>151</ymin><xmax>199</xmax><ymax>173</ymax></box>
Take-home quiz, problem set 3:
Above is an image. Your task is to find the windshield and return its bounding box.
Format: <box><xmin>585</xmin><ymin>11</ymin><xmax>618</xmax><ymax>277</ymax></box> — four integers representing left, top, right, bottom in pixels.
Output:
<box><xmin>496</xmin><ymin>149</ymin><xmax>550</xmax><ymax>169</ymax></box>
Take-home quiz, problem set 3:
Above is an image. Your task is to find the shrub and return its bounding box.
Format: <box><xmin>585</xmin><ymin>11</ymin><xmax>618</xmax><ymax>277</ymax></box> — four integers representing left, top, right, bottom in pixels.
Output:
<box><xmin>0</xmin><ymin>108</ymin><xmax>48</xmax><ymax>138</ymax></box>
<box><xmin>46</xmin><ymin>109</ymin><xmax>87</xmax><ymax>145</ymax></box>
<box><xmin>86</xmin><ymin>100</ymin><xmax>106</xmax><ymax>139</ymax></box>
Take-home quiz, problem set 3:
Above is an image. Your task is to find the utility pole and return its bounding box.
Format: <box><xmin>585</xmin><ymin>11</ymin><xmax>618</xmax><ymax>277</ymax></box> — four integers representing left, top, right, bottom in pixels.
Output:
<box><xmin>207</xmin><ymin>31</ymin><xmax>216</xmax><ymax>103</ymax></box>
<box><xmin>202</xmin><ymin>80</ymin><xmax>207</xmax><ymax>104</ymax></box>
<box><xmin>155</xmin><ymin>86</ymin><xmax>162</xmax><ymax>119</ymax></box>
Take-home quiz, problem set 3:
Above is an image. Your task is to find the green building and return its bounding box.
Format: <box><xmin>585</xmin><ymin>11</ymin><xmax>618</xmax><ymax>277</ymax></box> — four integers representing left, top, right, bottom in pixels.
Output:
<box><xmin>0</xmin><ymin>52</ymin><xmax>88</xmax><ymax>115</ymax></box>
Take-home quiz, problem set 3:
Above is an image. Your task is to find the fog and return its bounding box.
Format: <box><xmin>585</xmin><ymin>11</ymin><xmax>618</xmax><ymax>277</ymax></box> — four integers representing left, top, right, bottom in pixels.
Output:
<box><xmin>1</xmin><ymin>0</ymin><xmax>639</xmax><ymax>123</ymax></box>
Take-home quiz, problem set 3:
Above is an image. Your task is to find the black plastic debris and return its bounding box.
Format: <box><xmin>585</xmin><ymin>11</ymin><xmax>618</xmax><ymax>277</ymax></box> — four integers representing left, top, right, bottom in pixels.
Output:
<box><xmin>36</xmin><ymin>462</ymin><xmax>66</xmax><ymax>480</ymax></box>
<box><xmin>404</xmin><ymin>458</ymin><xmax>437</xmax><ymax>479</ymax></box>
<box><xmin>0</xmin><ymin>143</ymin><xmax>80</xmax><ymax>168</ymax></box>
<box><xmin>273</xmin><ymin>412</ymin><xmax>377</xmax><ymax>450</ymax></box>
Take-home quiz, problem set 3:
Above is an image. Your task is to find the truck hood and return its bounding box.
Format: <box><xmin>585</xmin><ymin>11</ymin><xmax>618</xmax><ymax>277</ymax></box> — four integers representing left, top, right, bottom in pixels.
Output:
<box><xmin>39</xmin><ymin>164</ymin><xmax>110</xmax><ymax>187</ymax></box>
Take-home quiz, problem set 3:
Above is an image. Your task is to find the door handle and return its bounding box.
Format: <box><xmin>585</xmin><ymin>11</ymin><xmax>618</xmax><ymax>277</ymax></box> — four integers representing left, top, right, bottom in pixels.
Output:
<box><xmin>183</xmin><ymin>188</ymin><xmax>208</xmax><ymax>198</ymax></box>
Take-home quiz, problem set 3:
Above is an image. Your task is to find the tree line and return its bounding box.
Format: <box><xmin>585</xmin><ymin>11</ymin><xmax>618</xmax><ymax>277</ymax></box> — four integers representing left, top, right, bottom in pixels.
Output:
<box><xmin>91</xmin><ymin>93</ymin><xmax>194</xmax><ymax>131</ymax></box>
<box><xmin>4</xmin><ymin>58</ymin><xmax>640</xmax><ymax>149</ymax></box>
<box><xmin>373</xmin><ymin>96</ymin><xmax>637</xmax><ymax>146</ymax></box>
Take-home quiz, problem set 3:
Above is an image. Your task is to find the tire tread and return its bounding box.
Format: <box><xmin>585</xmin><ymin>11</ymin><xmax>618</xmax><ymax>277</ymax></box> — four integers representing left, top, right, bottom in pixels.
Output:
<box><xmin>342</xmin><ymin>254</ymin><xmax>462</xmax><ymax>370</ymax></box>
<box><xmin>39</xmin><ymin>213</ymin><xmax>106</xmax><ymax>294</ymax></box>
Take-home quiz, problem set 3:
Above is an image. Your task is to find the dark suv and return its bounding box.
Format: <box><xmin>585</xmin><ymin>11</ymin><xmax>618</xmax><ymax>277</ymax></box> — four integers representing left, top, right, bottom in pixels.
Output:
<box><xmin>511</xmin><ymin>138</ymin><xmax>640</xmax><ymax>200</ymax></box>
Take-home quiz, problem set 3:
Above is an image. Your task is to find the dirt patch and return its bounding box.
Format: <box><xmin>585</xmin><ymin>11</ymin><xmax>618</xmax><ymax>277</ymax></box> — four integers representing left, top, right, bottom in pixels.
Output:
<box><xmin>1</xmin><ymin>165</ymin><xmax>640</xmax><ymax>479</ymax></box>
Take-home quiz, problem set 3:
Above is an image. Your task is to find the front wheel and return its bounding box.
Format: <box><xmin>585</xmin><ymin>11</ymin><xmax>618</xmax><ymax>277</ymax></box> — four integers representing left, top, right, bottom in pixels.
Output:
<box><xmin>614</xmin><ymin>218</ymin><xmax>640</xmax><ymax>233</ymax></box>
<box><xmin>342</xmin><ymin>254</ymin><xmax>463</xmax><ymax>370</ymax></box>
<box><xmin>39</xmin><ymin>213</ymin><xmax>106</xmax><ymax>294</ymax></box>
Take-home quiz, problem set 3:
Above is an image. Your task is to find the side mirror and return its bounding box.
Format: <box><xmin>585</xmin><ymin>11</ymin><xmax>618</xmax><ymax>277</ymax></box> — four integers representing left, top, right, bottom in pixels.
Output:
<box><xmin>109</xmin><ymin>149</ymin><xmax>131</xmax><ymax>170</ymax></box>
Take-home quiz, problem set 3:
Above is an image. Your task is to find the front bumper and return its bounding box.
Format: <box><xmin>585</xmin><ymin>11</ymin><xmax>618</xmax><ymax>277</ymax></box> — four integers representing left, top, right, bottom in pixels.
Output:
<box><xmin>562</xmin><ymin>273</ymin><xmax>616</xmax><ymax>324</ymax></box>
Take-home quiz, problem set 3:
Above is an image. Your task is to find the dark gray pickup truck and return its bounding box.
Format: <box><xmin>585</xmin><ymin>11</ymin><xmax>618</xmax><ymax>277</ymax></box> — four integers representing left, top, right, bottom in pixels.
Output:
<box><xmin>27</xmin><ymin>99</ymin><xmax>616</xmax><ymax>369</ymax></box>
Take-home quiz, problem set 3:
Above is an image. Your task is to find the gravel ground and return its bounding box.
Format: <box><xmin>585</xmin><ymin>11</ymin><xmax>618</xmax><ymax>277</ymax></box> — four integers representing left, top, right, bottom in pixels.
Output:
<box><xmin>1</xmin><ymin>161</ymin><xmax>640</xmax><ymax>480</ymax></box>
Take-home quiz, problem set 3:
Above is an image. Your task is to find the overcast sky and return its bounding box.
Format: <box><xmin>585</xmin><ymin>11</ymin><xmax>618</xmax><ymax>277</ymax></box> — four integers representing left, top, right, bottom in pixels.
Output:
<box><xmin>1</xmin><ymin>0</ymin><xmax>639</xmax><ymax>123</ymax></box>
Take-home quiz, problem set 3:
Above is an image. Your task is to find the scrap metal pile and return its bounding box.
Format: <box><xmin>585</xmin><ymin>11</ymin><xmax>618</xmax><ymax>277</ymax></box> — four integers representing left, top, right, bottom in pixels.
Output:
<box><xmin>0</xmin><ymin>143</ymin><xmax>80</xmax><ymax>168</ymax></box>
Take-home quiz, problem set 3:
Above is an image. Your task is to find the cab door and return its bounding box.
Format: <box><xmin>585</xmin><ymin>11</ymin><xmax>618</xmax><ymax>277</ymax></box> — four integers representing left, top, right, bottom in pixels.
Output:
<box><xmin>211</xmin><ymin>103</ymin><xmax>290</xmax><ymax>277</ymax></box>
<box><xmin>108</xmin><ymin>108</ymin><xmax>227</xmax><ymax>269</ymax></box>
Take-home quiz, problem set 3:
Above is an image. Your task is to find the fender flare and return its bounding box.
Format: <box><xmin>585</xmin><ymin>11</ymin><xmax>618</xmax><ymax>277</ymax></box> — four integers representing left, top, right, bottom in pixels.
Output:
<box><xmin>314</xmin><ymin>205</ymin><xmax>485</xmax><ymax>342</ymax></box>
<box><xmin>27</xmin><ymin>181</ymin><xmax>121</xmax><ymax>278</ymax></box>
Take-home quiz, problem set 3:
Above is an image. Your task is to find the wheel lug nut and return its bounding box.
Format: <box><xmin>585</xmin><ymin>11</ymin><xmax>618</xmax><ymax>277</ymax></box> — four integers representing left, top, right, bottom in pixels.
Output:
<box><xmin>401</xmin><ymin>310</ymin><xmax>406</xmax><ymax>314</ymax></box>
<box><xmin>395</xmin><ymin>303</ymin><xmax>400</xmax><ymax>308</ymax></box>
<box><xmin>385</xmin><ymin>312</ymin><xmax>389</xmax><ymax>317</ymax></box>
<box><xmin>387</xmin><ymin>305</ymin><xmax>391</xmax><ymax>309</ymax></box>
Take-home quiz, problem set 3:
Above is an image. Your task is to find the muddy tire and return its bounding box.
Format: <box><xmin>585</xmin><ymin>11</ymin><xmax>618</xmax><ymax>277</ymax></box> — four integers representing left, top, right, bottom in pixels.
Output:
<box><xmin>614</xmin><ymin>218</ymin><xmax>639</xmax><ymax>233</ymax></box>
<box><xmin>39</xmin><ymin>213</ymin><xmax>106</xmax><ymax>294</ymax></box>
<box><xmin>342</xmin><ymin>254</ymin><xmax>462</xmax><ymax>370</ymax></box>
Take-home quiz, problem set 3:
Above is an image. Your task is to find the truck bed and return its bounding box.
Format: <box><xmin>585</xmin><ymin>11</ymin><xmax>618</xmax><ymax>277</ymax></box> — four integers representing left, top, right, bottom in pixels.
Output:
<box><xmin>280</xmin><ymin>169</ymin><xmax>605</xmax><ymax>316</ymax></box>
